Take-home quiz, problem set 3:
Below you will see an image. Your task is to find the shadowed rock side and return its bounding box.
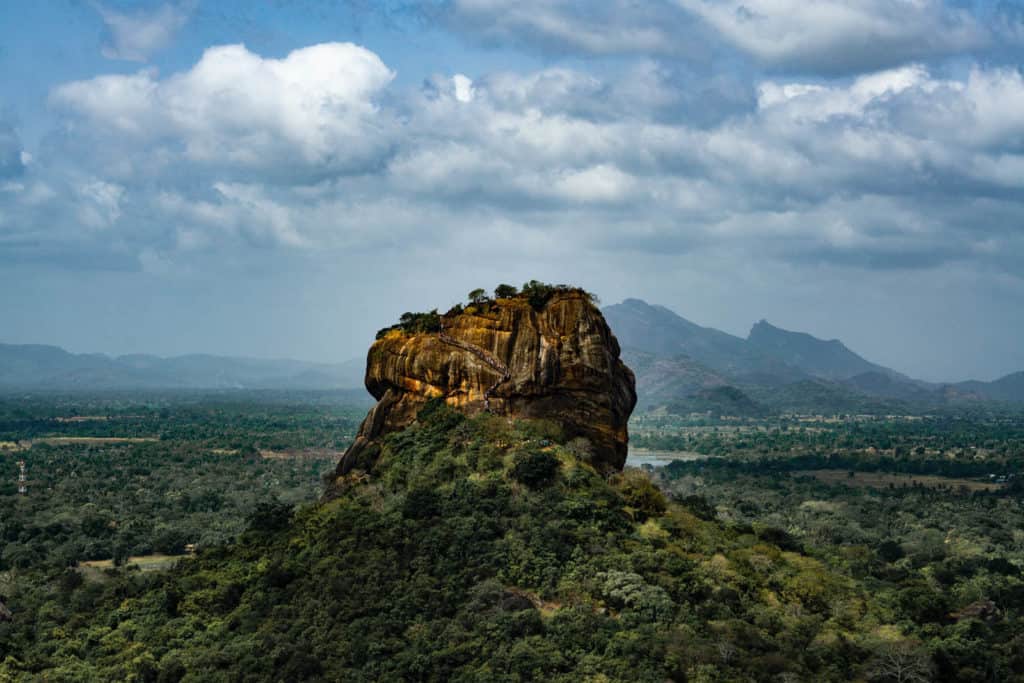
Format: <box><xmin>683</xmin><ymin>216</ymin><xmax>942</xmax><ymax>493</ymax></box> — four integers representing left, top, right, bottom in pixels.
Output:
<box><xmin>336</xmin><ymin>290</ymin><xmax>636</xmax><ymax>478</ymax></box>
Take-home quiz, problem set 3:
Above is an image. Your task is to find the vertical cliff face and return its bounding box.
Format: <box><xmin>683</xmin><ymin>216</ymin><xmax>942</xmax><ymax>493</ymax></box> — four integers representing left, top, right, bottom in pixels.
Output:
<box><xmin>336</xmin><ymin>290</ymin><xmax>636</xmax><ymax>477</ymax></box>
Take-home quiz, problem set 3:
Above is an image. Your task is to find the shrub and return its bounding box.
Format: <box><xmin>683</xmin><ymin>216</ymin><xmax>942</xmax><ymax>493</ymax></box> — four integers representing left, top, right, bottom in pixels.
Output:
<box><xmin>612</xmin><ymin>470</ymin><xmax>667</xmax><ymax>521</ymax></box>
<box><xmin>677</xmin><ymin>494</ymin><xmax>717</xmax><ymax>521</ymax></box>
<box><xmin>245</xmin><ymin>501</ymin><xmax>293</xmax><ymax>535</ymax></box>
<box><xmin>510</xmin><ymin>451</ymin><xmax>560</xmax><ymax>488</ymax></box>
<box><xmin>376</xmin><ymin>310</ymin><xmax>442</xmax><ymax>339</ymax></box>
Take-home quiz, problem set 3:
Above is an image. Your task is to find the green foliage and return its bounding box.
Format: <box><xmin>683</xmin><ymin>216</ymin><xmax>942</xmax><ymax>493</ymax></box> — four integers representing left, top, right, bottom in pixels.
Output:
<box><xmin>494</xmin><ymin>284</ymin><xmax>519</xmax><ymax>299</ymax></box>
<box><xmin>5</xmin><ymin>395</ymin><xmax>1024</xmax><ymax>681</ymax></box>
<box><xmin>377</xmin><ymin>309</ymin><xmax>442</xmax><ymax>339</ymax></box>
<box><xmin>610</xmin><ymin>470</ymin><xmax>667</xmax><ymax>521</ymax></box>
<box><xmin>598</xmin><ymin>570</ymin><xmax>676</xmax><ymax>623</ymax></box>
<box><xmin>656</xmin><ymin>414</ymin><xmax>1024</xmax><ymax>681</ymax></box>
<box><xmin>677</xmin><ymin>494</ymin><xmax>717</xmax><ymax>521</ymax></box>
<box><xmin>509</xmin><ymin>450</ymin><xmax>560</xmax><ymax>488</ymax></box>
<box><xmin>519</xmin><ymin>280</ymin><xmax>564</xmax><ymax>310</ymax></box>
<box><xmin>0</xmin><ymin>395</ymin><xmax>905</xmax><ymax>682</ymax></box>
<box><xmin>375</xmin><ymin>283</ymin><xmax>598</xmax><ymax>336</ymax></box>
<box><xmin>667</xmin><ymin>385</ymin><xmax>767</xmax><ymax>418</ymax></box>
<box><xmin>0</xmin><ymin>392</ymin><xmax>360</xmax><ymax>572</ymax></box>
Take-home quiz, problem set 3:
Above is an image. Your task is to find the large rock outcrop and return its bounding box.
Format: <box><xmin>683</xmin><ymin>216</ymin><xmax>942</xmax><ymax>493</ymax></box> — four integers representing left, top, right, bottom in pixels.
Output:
<box><xmin>336</xmin><ymin>290</ymin><xmax>636</xmax><ymax>477</ymax></box>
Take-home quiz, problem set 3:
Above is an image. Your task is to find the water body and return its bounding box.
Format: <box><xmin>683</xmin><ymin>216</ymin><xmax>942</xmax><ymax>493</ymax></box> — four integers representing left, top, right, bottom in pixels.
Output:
<box><xmin>625</xmin><ymin>449</ymin><xmax>710</xmax><ymax>468</ymax></box>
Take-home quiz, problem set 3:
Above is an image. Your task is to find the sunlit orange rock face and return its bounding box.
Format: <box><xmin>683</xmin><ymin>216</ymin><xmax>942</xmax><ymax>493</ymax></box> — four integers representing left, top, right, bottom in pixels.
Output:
<box><xmin>335</xmin><ymin>290</ymin><xmax>636</xmax><ymax>477</ymax></box>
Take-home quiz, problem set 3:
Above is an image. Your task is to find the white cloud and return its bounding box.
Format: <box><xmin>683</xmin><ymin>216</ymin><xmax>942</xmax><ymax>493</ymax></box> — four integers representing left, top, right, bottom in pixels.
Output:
<box><xmin>677</xmin><ymin>0</ymin><xmax>987</xmax><ymax>72</ymax></box>
<box><xmin>448</xmin><ymin>0</ymin><xmax>705</xmax><ymax>57</ymax></box>
<box><xmin>95</xmin><ymin>2</ymin><xmax>193</xmax><ymax>62</ymax></box>
<box><xmin>76</xmin><ymin>180</ymin><xmax>125</xmax><ymax>230</ymax></box>
<box><xmin>20</xmin><ymin>43</ymin><xmax>1024</xmax><ymax>288</ymax></box>
<box><xmin>549</xmin><ymin>164</ymin><xmax>636</xmax><ymax>203</ymax></box>
<box><xmin>52</xmin><ymin>42</ymin><xmax>396</xmax><ymax>175</ymax></box>
<box><xmin>452</xmin><ymin>74</ymin><xmax>475</xmax><ymax>103</ymax></box>
<box><xmin>444</xmin><ymin>0</ymin><xmax>1017</xmax><ymax>75</ymax></box>
<box><xmin>757</xmin><ymin>65</ymin><xmax>928</xmax><ymax>118</ymax></box>
<box><xmin>388</xmin><ymin>60</ymin><xmax>1024</xmax><ymax>265</ymax></box>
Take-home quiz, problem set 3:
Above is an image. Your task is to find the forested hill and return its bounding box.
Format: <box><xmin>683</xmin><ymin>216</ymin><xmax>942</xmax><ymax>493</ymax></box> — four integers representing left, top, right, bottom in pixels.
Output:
<box><xmin>955</xmin><ymin>371</ymin><xmax>1024</xmax><ymax>403</ymax></box>
<box><xmin>0</xmin><ymin>343</ymin><xmax>363</xmax><ymax>390</ymax></box>
<box><xmin>0</xmin><ymin>404</ymin><xmax>946</xmax><ymax>681</ymax></box>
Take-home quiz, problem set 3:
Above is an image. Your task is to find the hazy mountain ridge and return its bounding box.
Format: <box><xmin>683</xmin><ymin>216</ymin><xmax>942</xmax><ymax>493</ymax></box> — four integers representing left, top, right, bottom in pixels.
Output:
<box><xmin>5</xmin><ymin>305</ymin><xmax>1023</xmax><ymax>406</ymax></box>
<box><xmin>604</xmin><ymin>299</ymin><xmax>808</xmax><ymax>382</ymax></box>
<box><xmin>747</xmin><ymin>319</ymin><xmax>897</xmax><ymax>381</ymax></box>
<box><xmin>603</xmin><ymin>299</ymin><xmax>1024</xmax><ymax>410</ymax></box>
<box><xmin>954</xmin><ymin>371</ymin><xmax>1024</xmax><ymax>403</ymax></box>
<box><xmin>0</xmin><ymin>343</ymin><xmax>364</xmax><ymax>391</ymax></box>
<box><xmin>619</xmin><ymin>348</ymin><xmax>729</xmax><ymax>410</ymax></box>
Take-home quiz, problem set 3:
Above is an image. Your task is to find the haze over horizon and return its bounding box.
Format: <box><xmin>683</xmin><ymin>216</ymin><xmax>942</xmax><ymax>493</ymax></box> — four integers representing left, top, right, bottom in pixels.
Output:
<box><xmin>3</xmin><ymin>1</ymin><xmax>1024</xmax><ymax>383</ymax></box>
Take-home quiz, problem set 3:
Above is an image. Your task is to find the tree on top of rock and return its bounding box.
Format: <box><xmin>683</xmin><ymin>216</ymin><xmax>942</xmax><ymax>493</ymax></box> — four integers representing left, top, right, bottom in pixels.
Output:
<box><xmin>494</xmin><ymin>284</ymin><xmax>518</xmax><ymax>299</ymax></box>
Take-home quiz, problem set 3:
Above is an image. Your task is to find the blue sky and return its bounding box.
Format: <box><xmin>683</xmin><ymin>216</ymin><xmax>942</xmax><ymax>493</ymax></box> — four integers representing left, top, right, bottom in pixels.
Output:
<box><xmin>1</xmin><ymin>0</ymin><xmax>1024</xmax><ymax>382</ymax></box>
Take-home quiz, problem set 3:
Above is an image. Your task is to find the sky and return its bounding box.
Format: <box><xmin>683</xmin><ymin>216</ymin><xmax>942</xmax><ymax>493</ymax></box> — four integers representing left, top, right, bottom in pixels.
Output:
<box><xmin>1</xmin><ymin>0</ymin><xmax>1023</xmax><ymax>382</ymax></box>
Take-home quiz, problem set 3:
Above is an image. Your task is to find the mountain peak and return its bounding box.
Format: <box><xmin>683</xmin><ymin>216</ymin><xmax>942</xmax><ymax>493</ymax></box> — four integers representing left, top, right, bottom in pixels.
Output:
<box><xmin>749</xmin><ymin>319</ymin><xmax>842</xmax><ymax>346</ymax></box>
<box><xmin>747</xmin><ymin>320</ymin><xmax>889</xmax><ymax>380</ymax></box>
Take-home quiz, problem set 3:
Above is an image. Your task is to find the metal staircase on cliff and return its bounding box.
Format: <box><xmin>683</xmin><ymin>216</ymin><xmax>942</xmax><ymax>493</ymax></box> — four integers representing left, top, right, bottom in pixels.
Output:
<box><xmin>438</xmin><ymin>323</ymin><xmax>511</xmax><ymax>411</ymax></box>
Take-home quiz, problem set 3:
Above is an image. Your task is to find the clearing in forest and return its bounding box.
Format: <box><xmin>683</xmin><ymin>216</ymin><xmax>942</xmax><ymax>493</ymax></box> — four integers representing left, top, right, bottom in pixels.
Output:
<box><xmin>793</xmin><ymin>469</ymin><xmax>1005</xmax><ymax>493</ymax></box>
<box><xmin>79</xmin><ymin>553</ymin><xmax>192</xmax><ymax>581</ymax></box>
<box><xmin>33</xmin><ymin>437</ymin><xmax>158</xmax><ymax>446</ymax></box>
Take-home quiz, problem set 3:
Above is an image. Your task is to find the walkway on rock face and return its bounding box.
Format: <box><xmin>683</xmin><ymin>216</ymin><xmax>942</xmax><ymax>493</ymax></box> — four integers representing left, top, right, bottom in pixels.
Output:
<box><xmin>438</xmin><ymin>324</ymin><xmax>511</xmax><ymax>412</ymax></box>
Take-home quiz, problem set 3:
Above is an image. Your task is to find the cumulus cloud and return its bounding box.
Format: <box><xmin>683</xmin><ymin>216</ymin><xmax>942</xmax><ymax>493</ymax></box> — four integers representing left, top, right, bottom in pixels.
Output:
<box><xmin>95</xmin><ymin>1</ymin><xmax>193</xmax><ymax>62</ymax></box>
<box><xmin>10</xmin><ymin>40</ymin><xmax>1022</xmax><ymax>291</ymax></box>
<box><xmin>52</xmin><ymin>42</ymin><xmax>396</xmax><ymax>177</ymax></box>
<box><xmin>7</xmin><ymin>29</ymin><xmax>1024</xmax><ymax>377</ymax></box>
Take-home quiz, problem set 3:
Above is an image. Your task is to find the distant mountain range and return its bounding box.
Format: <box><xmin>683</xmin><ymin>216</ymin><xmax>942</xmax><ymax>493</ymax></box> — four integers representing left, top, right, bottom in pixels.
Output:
<box><xmin>4</xmin><ymin>302</ymin><xmax>1022</xmax><ymax>412</ymax></box>
<box><xmin>603</xmin><ymin>298</ymin><xmax>1024</xmax><ymax>414</ymax></box>
<box><xmin>0</xmin><ymin>344</ymin><xmax>365</xmax><ymax>391</ymax></box>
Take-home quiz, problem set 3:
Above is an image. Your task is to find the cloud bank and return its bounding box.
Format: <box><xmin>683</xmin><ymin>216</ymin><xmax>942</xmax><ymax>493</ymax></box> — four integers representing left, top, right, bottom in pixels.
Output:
<box><xmin>18</xmin><ymin>41</ymin><xmax>1018</xmax><ymax>283</ymax></box>
<box><xmin>3</xmin><ymin>2</ymin><xmax>1024</xmax><ymax>379</ymax></box>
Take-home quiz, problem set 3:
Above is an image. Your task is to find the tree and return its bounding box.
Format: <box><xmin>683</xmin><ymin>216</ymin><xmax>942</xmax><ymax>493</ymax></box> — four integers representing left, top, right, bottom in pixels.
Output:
<box><xmin>520</xmin><ymin>280</ymin><xmax>553</xmax><ymax>309</ymax></box>
<box><xmin>510</xmin><ymin>451</ymin><xmax>560</xmax><ymax>488</ymax></box>
<box><xmin>867</xmin><ymin>642</ymin><xmax>933</xmax><ymax>683</ymax></box>
<box><xmin>494</xmin><ymin>284</ymin><xmax>518</xmax><ymax>299</ymax></box>
<box><xmin>468</xmin><ymin>288</ymin><xmax>488</xmax><ymax>305</ymax></box>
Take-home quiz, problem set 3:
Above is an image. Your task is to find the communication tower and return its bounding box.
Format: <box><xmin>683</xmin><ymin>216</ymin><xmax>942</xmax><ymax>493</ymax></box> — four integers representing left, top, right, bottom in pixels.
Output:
<box><xmin>17</xmin><ymin>460</ymin><xmax>26</xmax><ymax>495</ymax></box>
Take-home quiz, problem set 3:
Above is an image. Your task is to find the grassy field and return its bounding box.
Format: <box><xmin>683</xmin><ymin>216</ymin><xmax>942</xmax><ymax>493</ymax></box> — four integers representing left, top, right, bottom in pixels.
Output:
<box><xmin>33</xmin><ymin>436</ymin><xmax>159</xmax><ymax>445</ymax></box>
<box><xmin>258</xmin><ymin>448</ymin><xmax>344</xmax><ymax>460</ymax></box>
<box><xmin>79</xmin><ymin>553</ymin><xmax>192</xmax><ymax>581</ymax></box>
<box><xmin>793</xmin><ymin>469</ymin><xmax>1005</xmax><ymax>493</ymax></box>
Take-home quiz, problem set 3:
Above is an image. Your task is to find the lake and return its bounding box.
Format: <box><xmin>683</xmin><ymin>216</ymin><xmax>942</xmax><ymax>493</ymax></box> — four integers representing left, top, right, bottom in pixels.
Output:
<box><xmin>625</xmin><ymin>448</ymin><xmax>710</xmax><ymax>468</ymax></box>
